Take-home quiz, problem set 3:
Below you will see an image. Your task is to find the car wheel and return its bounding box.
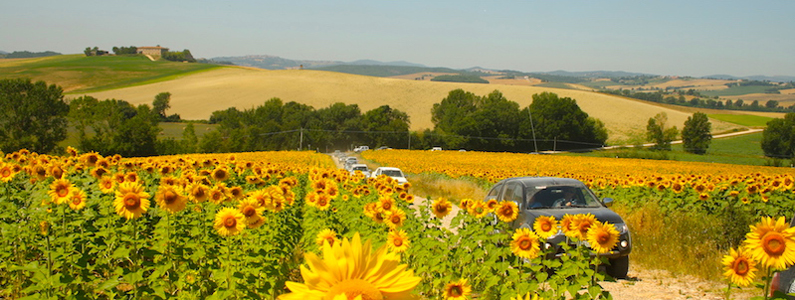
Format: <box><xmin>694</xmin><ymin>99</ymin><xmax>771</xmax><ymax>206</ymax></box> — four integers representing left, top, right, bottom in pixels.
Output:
<box><xmin>606</xmin><ymin>256</ymin><xmax>629</xmax><ymax>279</ymax></box>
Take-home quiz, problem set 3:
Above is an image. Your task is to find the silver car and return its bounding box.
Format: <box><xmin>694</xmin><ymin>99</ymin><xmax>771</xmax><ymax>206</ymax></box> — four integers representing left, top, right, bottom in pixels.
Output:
<box><xmin>485</xmin><ymin>176</ymin><xmax>632</xmax><ymax>278</ymax></box>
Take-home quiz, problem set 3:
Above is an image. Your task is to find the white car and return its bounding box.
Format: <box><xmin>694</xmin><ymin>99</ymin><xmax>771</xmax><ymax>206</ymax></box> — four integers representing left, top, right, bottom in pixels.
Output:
<box><xmin>353</xmin><ymin>145</ymin><xmax>369</xmax><ymax>153</ymax></box>
<box><xmin>348</xmin><ymin>164</ymin><xmax>371</xmax><ymax>177</ymax></box>
<box><xmin>370</xmin><ymin>167</ymin><xmax>408</xmax><ymax>184</ymax></box>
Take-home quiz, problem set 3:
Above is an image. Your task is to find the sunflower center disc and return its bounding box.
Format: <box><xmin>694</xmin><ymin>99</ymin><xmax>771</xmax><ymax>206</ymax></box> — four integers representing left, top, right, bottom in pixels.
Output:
<box><xmin>393</xmin><ymin>238</ymin><xmax>403</xmax><ymax>247</ymax></box>
<box><xmin>164</xmin><ymin>191</ymin><xmax>178</xmax><ymax>204</ymax></box>
<box><xmin>734</xmin><ymin>259</ymin><xmax>749</xmax><ymax>276</ymax></box>
<box><xmin>519</xmin><ymin>238</ymin><xmax>532</xmax><ymax>250</ymax></box>
<box><xmin>541</xmin><ymin>223</ymin><xmax>551</xmax><ymax>232</ymax></box>
<box><xmin>124</xmin><ymin>194</ymin><xmax>140</xmax><ymax>209</ymax></box>
<box><xmin>224</xmin><ymin>217</ymin><xmax>237</xmax><ymax>228</ymax></box>
<box><xmin>597</xmin><ymin>232</ymin><xmax>610</xmax><ymax>244</ymax></box>
<box><xmin>57</xmin><ymin>187</ymin><xmax>70</xmax><ymax>197</ymax></box>
<box><xmin>763</xmin><ymin>233</ymin><xmax>786</xmax><ymax>256</ymax></box>
<box><xmin>326</xmin><ymin>279</ymin><xmax>383</xmax><ymax>300</ymax></box>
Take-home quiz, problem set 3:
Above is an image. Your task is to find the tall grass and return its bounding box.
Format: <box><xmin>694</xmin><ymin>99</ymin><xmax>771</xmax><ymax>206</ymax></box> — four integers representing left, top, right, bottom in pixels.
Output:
<box><xmin>407</xmin><ymin>173</ymin><xmax>487</xmax><ymax>202</ymax></box>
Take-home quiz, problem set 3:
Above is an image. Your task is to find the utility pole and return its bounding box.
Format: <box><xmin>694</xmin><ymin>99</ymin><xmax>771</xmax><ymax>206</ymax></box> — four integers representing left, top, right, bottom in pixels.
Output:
<box><xmin>408</xmin><ymin>131</ymin><xmax>411</xmax><ymax>150</ymax></box>
<box><xmin>299</xmin><ymin>128</ymin><xmax>303</xmax><ymax>151</ymax></box>
<box><xmin>528</xmin><ymin>109</ymin><xmax>539</xmax><ymax>153</ymax></box>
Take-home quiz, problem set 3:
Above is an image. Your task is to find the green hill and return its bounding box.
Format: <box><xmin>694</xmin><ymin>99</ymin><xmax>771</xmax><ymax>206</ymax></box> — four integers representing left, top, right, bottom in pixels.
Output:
<box><xmin>0</xmin><ymin>54</ymin><xmax>222</xmax><ymax>93</ymax></box>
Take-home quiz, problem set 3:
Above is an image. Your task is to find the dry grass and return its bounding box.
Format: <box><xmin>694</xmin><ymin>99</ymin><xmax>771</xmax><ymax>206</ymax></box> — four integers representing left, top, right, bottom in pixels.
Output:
<box><xmin>388</xmin><ymin>72</ymin><xmax>456</xmax><ymax>81</ymax></box>
<box><xmin>648</xmin><ymin>78</ymin><xmax>732</xmax><ymax>91</ymax></box>
<box><xmin>406</xmin><ymin>174</ymin><xmax>486</xmax><ymax>203</ymax></box>
<box><xmin>80</xmin><ymin>67</ymin><xmax>745</xmax><ymax>143</ymax></box>
<box><xmin>724</xmin><ymin>92</ymin><xmax>795</xmax><ymax>107</ymax></box>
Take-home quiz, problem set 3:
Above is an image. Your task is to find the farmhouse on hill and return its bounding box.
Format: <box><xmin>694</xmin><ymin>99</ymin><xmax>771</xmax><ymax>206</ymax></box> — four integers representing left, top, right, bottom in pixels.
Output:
<box><xmin>136</xmin><ymin>46</ymin><xmax>169</xmax><ymax>59</ymax></box>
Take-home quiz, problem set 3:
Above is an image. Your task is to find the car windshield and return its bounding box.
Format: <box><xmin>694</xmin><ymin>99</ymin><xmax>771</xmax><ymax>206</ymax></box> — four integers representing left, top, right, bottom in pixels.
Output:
<box><xmin>526</xmin><ymin>185</ymin><xmax>601</xmax><ymax>209</ymax></box>
<box><xmin>382</xmin><ymin>170</ymin><xmax>404</xmax><ymax>177</ymax></box>
<box><xmin>353</xmin><ymin>166</ymin><xmax>368</xmax><ymax>171</ymax></box>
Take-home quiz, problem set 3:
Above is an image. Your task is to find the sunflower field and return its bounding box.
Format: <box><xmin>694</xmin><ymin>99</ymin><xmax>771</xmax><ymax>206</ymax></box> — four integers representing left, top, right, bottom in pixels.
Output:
<box><xmin>3</xmin><ymin>148</ymin><xmax>795</xmax><ymax>299</ymax></box>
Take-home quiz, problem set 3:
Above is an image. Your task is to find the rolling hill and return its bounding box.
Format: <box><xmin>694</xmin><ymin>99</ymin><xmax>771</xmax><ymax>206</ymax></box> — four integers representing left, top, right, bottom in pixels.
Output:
<box><xmin>2</xmin><ymin>54</ymin><xmax>752</xmax><ymax>143</ymax></box>
<box><xmin>77</xmin><ymin>67</ymin><xmax>743</xmax><ymax>143</ymax></box>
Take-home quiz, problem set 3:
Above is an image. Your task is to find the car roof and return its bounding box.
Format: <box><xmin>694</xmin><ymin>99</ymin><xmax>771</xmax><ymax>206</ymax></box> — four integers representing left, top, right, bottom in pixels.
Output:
<box><xmin>497</xmin><ymin>177</ymin><xmax>586</xmax><ymax>188</ymax></box>
<box><xmin>377</xmin><ymin>167</ymin><xmax>402</xmax><ymax>171</ymax></box>
<box><xmin>351</xmin><ymin>164</ymin><xmax>368</xmax><ymax>167</ymax></box>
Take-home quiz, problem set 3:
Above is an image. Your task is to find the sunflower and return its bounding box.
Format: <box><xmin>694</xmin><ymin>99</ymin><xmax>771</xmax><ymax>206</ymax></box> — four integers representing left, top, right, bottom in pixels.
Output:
<box><xmin>443</xmin><ymin>278</ymin><xmax>471</xmax><ymax>300</ymax></box>
<box><xmin>68</xmin><ymin>189</ymin><xmax>87</xmax><ymax>210</ymax></box>
<box><xmin>722</xmin><ymin>247</ymin><xmax>757</xmax><ymax>287</ymax></box>
<box><xmin>238</xmin><ymin>198</ymin><xmax>265</xmax><ymax>225</ymax></box>
<box><xmin>377</xmin><ymin>196</ymin><xmax>395</xmax><ymax>212</ymax></box>
<box><xmin>0</xmin><ymin>163</ymin><xmax>17</xmax><ymax>182</ymax></box>
<box><xmin>48</xmin><ymin>179</ymin><xmax>75</xmax><ymax>205</ymax></box>
<box><xmin>214</xmin><ymin>207</ymin><xmax>245</xmax><ymax>237</ymax></box>
<box><xmin>495</xmin><ymin>201</ymin><xmax>518</xmax><ymax>222</ymax></box>
<box><xmin>468</xmin><ymin>201</ymin><xmax>489</xmax><ymax>218</ymax></box>
<box><xmin>572</xmin><ymin>214</ymin><xmax>597</xmax><ymax>240</ymax></box>
<box><xmin>385</xmin><ymin>209</ymin><xmax>406</xmax><ymax>229</ymax></box>
<box><xmin>208</xmin><ymin>185</ymin><xmax>228</xmax><ymax>204</ymax></box>
<box><xmin>533</xmin><ymin>216</ymin><xmax>559</xmax><ymax>239</ymax></box>
<box><xmin>510</xmin><ymin>228</ymin><xmax>541</xmax><ymax>259</ymax></box>
<box><xmin>387</xmin><ymin>229</ymin><xmax>410</xmax><ymax>253</ymax></box>
<box><xmin>485</xmin><ymin>198</ymin><xmax>499</xmax><ymax>211</ymax></box>
<box><xmin>114</xmin><ymin>181</ymin><xmax>151</xmax><ymax>219</ymax></box>
<box><xmin>279</xmin><ymin>233</ymin><xmax>420</xmax><ymax>300</ymax></box>
<box><xmin>459</xmin><ymin>198</ymin><xmax>473</xmax><ymax>211</ymax></box>
<box><xmin>187</xmin><ymin>183</ymin><xmax>210</xmax><ymax>203</ymax></box>
<box><xmin>155</xmin><ymin>185</ymin><xmax>188</xmax><ymax>214</ymax></box>
<box><xmin>228</xmin><ymin>186</ymin><xmax>245</xmax><ymax>200</ymax></box>
<box><xmin>211</xmin><ymin>166</ymin><xmax>230</xmax><ymax>182</ymax></box>
<box><xmin>316</xmin><ymin>229</ymin><xmax>339</xmax><ymax>247</ymax></box>
<box><xmin>316</xmin><ymin>193</ymin><xmax>332</xmax><ymax>211</ymax></box>
<box><xmin>432</xmin><ymin>198</ymin><xmax>452</xmax><ymax>219</ymax></box>
<box><xmin>99</xmin><ymin>176</ymin><xmax>116</xmax><ymax>194</ymax></box>
<box><xmin>743</xmin><ymin>216</ymin><xmax>795</xmax><ymax>270</ymax></box>
<box><xmin>586</xmin><ymin>221</ymin><xmax>620</xmax><ymax>254</ymax></box>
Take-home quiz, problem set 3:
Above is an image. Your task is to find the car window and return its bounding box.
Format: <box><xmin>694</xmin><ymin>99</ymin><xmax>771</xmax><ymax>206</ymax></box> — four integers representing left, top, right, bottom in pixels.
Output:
<box><xmin>383</xmin><ymin>170</ymin><xmax>403</xmax><ymax>177</ymax></box>
<box><xmin>527</xmin><ymin>185</ymin><xmax>601</xmax><ymax>209</ymax></box>
<box><xmin>503</xmin><ymin>182</ymin><xmax>524</xmax><ymax>209</ymax></box>
<box><xmin>487</xmin><ymin>182</ymin><xmax>504</xmax><ymax>200</ymax></box>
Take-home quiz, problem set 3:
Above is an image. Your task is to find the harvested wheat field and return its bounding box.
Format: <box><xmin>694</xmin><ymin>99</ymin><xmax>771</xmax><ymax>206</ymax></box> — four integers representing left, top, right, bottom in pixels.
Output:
<box><xmin>79</xmin><ymin>66</ymin><xmax>743</xmax><ymax>143</ymax></box>
<box><xmin>724</xmin><ymin>92</ymin><xmax>795</xmax><ymax>108</ymax></box>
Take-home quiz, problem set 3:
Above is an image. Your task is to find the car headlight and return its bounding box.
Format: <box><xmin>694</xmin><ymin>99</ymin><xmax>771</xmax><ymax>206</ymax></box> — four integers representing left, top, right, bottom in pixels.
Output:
<box><xmin>613</xmin><ymin>222</ymin><xmax>629</xmax><ymax>234</ymax></box>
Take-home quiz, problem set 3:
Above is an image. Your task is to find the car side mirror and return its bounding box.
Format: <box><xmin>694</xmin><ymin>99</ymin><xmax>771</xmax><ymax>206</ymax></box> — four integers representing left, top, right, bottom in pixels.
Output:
<box><xmin>603</xmin><ymin>198</ymin><xmax>614</xmax><ymax>207</ymax></box>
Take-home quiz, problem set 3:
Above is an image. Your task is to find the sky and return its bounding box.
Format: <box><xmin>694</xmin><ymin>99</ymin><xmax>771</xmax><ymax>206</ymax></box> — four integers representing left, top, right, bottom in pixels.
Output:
<box><xmin>2</xmin><ymin>0</ymin><xmax>793</xmax><ymax>77</ymax></box>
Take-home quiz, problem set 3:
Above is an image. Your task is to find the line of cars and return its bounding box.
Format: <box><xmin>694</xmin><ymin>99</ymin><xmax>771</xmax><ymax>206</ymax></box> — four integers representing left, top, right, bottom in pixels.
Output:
<box><xmin>333</xmin><ymin>150</ymin><xmax>408</xmax><ymax>184</ymax></box>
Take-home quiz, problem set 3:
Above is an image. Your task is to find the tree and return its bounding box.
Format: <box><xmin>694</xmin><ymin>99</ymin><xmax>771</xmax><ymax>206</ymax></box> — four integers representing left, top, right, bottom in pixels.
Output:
<box><xmin>761</xmin><ymin>113</ymin><xmax>795</xmax><ymax>158</ymax></box>
<box><xmin>152</xmin><ymin>92</ymin><xmax>171</xmax><ymax>120</ymax></box>
<box><xmin>681</xmin><ymin>112</ymin><xmax>712</xmax><ymax>154</ymax></box>
<box><xmin>646</xmin><ymin>112</ymin><xmax>678</xmax><ymax>151</ymax></box>
<box><xmin>0</xmin><ymin>78</ymin><xmax>69</xmax><ymax>153</ymax></box>
<box><xmin>68</xmin><ymin>97</ymin><xmax>160</xmax><ymax>156</ymax></box>
<box><xmin>521</xmin><ymin>92</ymin><xmax>608</xmax><ymax>151</ymax></box>
<box><xmin>361</xmin><ymin>105</ymin><xmax>410</xmax><ymax>149</ymax></box>
<box><xmin>766</xmin><ymin>100</ymin><xmax>780</xmax><ymax>109</ymax></box>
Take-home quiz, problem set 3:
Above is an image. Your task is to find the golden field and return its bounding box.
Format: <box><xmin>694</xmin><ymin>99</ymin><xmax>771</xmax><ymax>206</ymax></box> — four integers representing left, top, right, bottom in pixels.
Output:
<box><xmin>78</xmin><ymin>66</ymin><xmax>743</xmax><ymax>143</ymax></box>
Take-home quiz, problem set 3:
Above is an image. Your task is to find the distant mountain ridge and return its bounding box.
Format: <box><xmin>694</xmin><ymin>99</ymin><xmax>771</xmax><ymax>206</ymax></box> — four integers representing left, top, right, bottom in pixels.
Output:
<box><xmin>212</xmin><ymin>54</ymin><xmax>793</xmax><ymax>82</ymax></box>
<box><xmin>211</xmin><ymin>54</ymin><xmax>427</xmax><ymax>70</ymax></box>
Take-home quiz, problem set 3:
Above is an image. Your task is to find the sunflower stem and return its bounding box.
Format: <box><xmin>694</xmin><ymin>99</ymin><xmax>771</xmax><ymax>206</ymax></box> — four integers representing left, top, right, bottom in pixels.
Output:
<box><xmin>725</xmin><ymin>282</ymin><xmax>732</xmax><ymax>300</ymax></box>
<box><xmin>226</xmin><ymin>236</ymin><xmax>232</xmax><ymax>290</ymax></box>
<box><xmin>764</xmin><ymin>268</ymin><xmax>772</xmax><ymax>300</ymax></box>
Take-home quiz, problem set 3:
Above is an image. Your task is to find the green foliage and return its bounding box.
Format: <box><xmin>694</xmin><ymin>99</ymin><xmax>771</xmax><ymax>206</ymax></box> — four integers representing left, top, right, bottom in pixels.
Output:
<box><xmin>430</xmin><ymin>74</ymin><xmax>489</xmax><ymax>84</ymax></box>
<box><xmin>204</xmin><ymin>99</ymin><xmax>412</xmax><ymax>152</ymax></box>
<box><xmin>524</xmin><ymin>92</ymin><xmax>608</xmax><ymax>150</ymax></box>
<box><xmin>761</xmin><ymin>113</ymin><xmax>795</xmax><ymax>158</ymax></box>
<box><xmin>162</xmin><ymin>50</ymin><xmax>196</xmax><ymax>63</ymax></box>
<box><xmin>111</xmin><ymin>46</ymin><xmax>138</xmax><ymax>55</ymax></box>
<box><xmin>0</xmin><ymin>78</ymin><xmax>69</xmax><ymax>153</ymax></box>
<box><xmin>646</xmin><ymin>112</ymin><xmax>678</xmax><ymax>151</ymax></box>
<box><xmin>68</xmin><ymin>96</ymin><xmax>161</xmax><ymax>157</ymax></box>
<box><xmin>681</xmin><ymin>112</ymin><xmax>712</xmax><ymax>154</ymax></box>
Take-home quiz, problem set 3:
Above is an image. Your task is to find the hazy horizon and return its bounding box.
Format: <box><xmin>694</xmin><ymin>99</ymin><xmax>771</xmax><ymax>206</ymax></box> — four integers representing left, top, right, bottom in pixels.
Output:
<box><xmin>2</xmin><ymin>0</ymin><xmax>793</xmax><ymax>78</ymax></box>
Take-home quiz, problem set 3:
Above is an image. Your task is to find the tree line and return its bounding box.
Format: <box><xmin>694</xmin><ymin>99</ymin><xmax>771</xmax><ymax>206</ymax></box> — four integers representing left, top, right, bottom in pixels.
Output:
<box><xmin>602</xmin><ymin>89</ymin><xmax>794</xmax><ymax>113</ymax></box>
<box><xmin>6</xmin><ymin>77</ymin><xmax>795</xmax><ymax>161</ymax></box>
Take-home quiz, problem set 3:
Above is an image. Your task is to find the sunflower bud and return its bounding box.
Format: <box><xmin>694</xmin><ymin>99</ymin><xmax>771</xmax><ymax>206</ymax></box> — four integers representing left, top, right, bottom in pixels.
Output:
<box><xmin>39</xmin><ymin>221</ymin><xmax>49</xmax><ymax>236</ymax></box>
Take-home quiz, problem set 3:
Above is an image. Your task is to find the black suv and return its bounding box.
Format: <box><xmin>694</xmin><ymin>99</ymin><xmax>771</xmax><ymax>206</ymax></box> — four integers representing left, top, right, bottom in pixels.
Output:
<box><xmin>485</xmin><ymin>177</ymin><xmax>632</xmax><ymax>278</ymax></box>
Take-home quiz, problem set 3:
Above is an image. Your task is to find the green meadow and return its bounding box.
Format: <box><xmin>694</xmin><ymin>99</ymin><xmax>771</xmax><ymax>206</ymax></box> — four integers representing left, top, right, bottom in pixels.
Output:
<box><xmin>0</xmin><ymin>54</ymin><xmax>222</xmax><ymax>93</ymax></box>
<box><xmin>707</xmin><ymin>113</ymin><xmax>773</xmax><ymax>127</ymax></box>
